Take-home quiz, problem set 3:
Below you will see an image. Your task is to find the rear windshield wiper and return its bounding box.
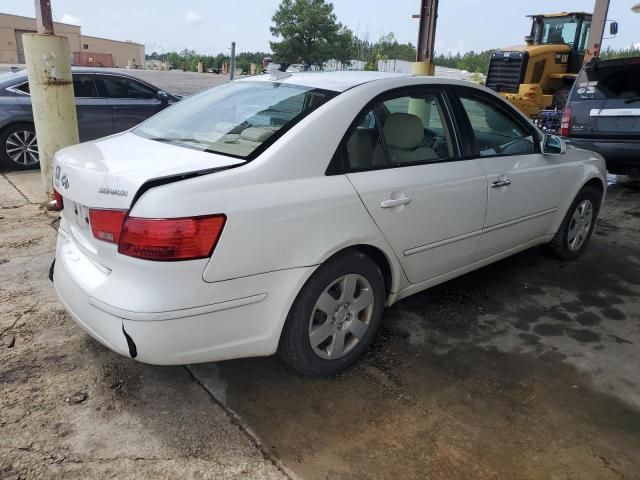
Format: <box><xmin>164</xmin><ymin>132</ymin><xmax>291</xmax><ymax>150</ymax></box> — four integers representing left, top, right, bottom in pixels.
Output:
<box><xmin>624</xmin><ymin>97</ymin><xmax>640</xmax><ymax>104</ymax></box>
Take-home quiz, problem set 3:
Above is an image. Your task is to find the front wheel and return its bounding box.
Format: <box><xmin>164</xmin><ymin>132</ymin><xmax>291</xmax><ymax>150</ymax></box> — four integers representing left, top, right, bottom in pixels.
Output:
<box><xmin>278</xmin><ymin>251</ymin><xmax>386</xmax><ymax>377</ymax></box>
<box><xmin>549</xmin><ymin>186</ymin><xmax>601</xmax><ymax>260</ymax></box>
<box><xmin>0</xmin><ymin>123</ymin><xmax>40</xmax><ymax>170</ymax></box>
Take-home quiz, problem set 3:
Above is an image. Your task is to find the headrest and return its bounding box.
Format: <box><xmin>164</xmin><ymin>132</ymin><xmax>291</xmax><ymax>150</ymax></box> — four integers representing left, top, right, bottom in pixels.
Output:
<box><xmin>382</xmin><ymin>113</ymin><xmax>424</xmax><ymax>149</ymax></box>
<box><xmin>240</xmin><ymin>127</ymin><xmax>275</xmax><ymax>143</ymax></box>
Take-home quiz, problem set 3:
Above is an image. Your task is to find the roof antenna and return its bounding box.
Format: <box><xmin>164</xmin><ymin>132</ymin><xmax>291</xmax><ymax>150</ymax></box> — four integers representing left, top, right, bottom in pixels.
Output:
<box><xmin>269</xmin><ymin>65</ymin><xmax>292</xmax><ymax>81</ymax></box>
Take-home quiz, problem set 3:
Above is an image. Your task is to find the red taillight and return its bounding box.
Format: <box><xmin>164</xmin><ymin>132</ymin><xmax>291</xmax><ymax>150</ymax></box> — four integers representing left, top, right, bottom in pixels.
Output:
<box><xmin>89</xmin><ymin>209</ymin><xmax>128</xmax><ymax>244</ymax></box>
<box><xmin>118</xmin><ymin>215</ymin><xmax>226</xmax><ymax>261</ymax></box>
<box><xmin>561</xmin><ymin>106</ymin><xmax>572</xmax><ymax>137</ymax></box>
<box><xmin>53</xmin><ymin>189</ymin><xmax>64</xmax><ymax>210</ymax></box>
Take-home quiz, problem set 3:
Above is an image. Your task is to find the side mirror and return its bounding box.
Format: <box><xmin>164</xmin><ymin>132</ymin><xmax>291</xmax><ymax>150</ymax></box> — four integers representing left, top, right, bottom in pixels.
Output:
<box><xmin>542</xmin><ymin>134</ymin><xmax>567</xmax><ymax>154</ymax></box>
<box><xmin>156</xmin><ymin>90</ymin><xmax>169</xmax><ymax>102</ymax></box>
<box><xmin>609</xmin><ymin>21</ymin><xmax>619</xmax><ymax>36</ymax></box>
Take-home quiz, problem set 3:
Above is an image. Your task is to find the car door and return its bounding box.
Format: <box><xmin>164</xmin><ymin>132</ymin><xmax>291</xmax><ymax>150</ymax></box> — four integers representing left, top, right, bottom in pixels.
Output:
<box><xmin>72</xmin><ymin>74</ymin><xmax>113</xmax><ymax>141</ymax></box>
<box><xmin>94</xmin><ymin>74</ymin><xmax>166</xmax><ymax>132</ymax></box>
<box><xmin>453</xmin><ymin>87</ymin><xmax>567</xmax><ymax>259</ymax></box>
<box><xmin>344</xmin><ymin>87</ymin><xmax>488</xmax><ymax>284</ymax></box>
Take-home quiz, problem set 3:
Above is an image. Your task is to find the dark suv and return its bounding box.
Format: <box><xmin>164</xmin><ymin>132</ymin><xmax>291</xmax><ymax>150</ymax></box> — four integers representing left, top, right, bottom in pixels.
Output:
<box><xmin>561</xmin><ymin>57</ymin><xmax>640</xmax><ymax>177</ymax></box>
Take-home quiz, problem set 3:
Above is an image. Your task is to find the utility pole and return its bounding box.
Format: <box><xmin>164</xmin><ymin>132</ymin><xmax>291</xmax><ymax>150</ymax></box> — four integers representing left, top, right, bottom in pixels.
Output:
<box><xmin>584</xmin><ymin>0</ymin><xmax>611</xmax><ymax>63</ymax></box>
<box><xmin>229</xmin><ymin>41</ymin><xmax>236</xmax><ymax>80</ymax></box>
<box><xmin>23</xmin><ymin>0</ymin><xmax>79</xmax><ymax>200</ymax></box>
<box><xmin>412</xmin><ymin>0</ymin><xmax>439</xmax><ymax>76</ymax></box>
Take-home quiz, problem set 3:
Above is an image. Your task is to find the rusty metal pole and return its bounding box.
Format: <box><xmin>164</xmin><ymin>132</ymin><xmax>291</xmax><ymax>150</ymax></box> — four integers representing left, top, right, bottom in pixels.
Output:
<box><xmin>413</xmin><ymin>0</ymin><xmax>439</xmax><ymax>76</ymax></box>
<box><xmin>584</xmin><ymin>0</ymin><xmax>611</xmax><ymax>63</ymax></box>
<box><xmin>22</xmin><ymin>0</ymin><xmax>79</xmax><ymax>201</ymax></box>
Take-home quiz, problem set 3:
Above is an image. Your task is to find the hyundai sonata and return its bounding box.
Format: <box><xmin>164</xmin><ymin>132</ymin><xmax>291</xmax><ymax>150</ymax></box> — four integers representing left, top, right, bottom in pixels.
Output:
<box><xmin>52</xmin><ymin>71</ymin><xmax>606</xmax><ymax>376</ymax></box>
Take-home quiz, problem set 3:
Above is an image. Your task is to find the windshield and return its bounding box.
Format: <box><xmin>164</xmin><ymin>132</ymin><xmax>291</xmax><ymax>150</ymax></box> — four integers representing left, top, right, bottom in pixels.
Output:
<box><xmin>134</xmin><ymin>81</ymin><xmax>336</xmax><ymax>159</ymax></box>
<box><xmin>540</xmin><ymin>17</ymin><xmax>578</xmax><ymax>45</ymax></box>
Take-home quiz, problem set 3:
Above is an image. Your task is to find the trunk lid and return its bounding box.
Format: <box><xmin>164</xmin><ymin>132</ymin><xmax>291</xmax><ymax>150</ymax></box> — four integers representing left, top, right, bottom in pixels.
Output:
<box><xmin>54</xmin><ymin>131</ymin><xmax>244</xmax><ymax>268</ymax></box>
<box><xmin>569</xmin><ymin>59</ymin><xmax>640</xmax><ymax>138</ymax></box>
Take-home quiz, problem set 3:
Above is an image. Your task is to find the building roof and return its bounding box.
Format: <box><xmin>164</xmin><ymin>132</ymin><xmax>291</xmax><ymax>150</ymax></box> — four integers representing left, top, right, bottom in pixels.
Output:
<box><xmin>239</xmin><ymin>71</ymin><xmax>413</xmax><ymax>92</ymax></box>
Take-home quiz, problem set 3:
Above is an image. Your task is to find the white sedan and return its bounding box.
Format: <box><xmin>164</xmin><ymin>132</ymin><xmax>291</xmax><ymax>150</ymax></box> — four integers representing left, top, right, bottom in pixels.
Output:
<box><xmin>52</xmin><ymin>72</ymin><xmax>606</xmax><ymax>376</ymax></box>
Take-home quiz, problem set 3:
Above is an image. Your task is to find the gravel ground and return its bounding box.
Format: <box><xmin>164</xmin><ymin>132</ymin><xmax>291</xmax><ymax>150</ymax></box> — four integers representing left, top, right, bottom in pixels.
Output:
<box><xmin>1</xmin><ymin>170</ymin><xmax>639</xmax><ymax>480</ymax></box>
<box><xmin>0</xmin><ymin>172</ymin><xmax>288</xmax><ymax>480</ymax></box>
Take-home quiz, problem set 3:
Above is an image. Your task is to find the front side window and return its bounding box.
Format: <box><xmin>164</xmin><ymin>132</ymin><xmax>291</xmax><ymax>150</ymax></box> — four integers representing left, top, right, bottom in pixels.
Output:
<box><xmin>95</xmin><ymin>75</ymin><xmax>157</xmax><ymax>99</ymax></box>
<box><xmin>345</xmin><ymin>92</ymin><xmax>454</xmax><ymax>170</ymax></box>
<box><xmin>460</xmin><ymin>96</ymin><xmax>535</xmax><ymax>157</ymax></box>
<box><xmin>134</xmin><ymin>81</ymin><xmax>336</xmax><ymax>159</ymax></box>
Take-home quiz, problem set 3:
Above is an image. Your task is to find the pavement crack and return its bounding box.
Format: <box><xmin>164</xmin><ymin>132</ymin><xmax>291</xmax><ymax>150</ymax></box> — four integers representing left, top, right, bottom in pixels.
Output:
<box><xmin>184</xmin><ymin>365</ymin><xmax>297</xmax><ymax>480</ymax></box>
<box><xmin>1</xmin><ymin>172</ymin><xmax>32</xmax><ymax>203</ymax></box>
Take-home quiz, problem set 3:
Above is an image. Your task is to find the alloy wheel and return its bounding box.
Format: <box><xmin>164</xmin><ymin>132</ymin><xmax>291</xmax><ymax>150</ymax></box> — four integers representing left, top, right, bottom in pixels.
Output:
<box><xmin>567</xmin><ymin>199</ymin><xmax>593</xmax><ymax>251</ymax></box>
<box><xmin>308</xmin><ymin>274</ymin><xmax>375</xmax><ymax>360</ymax></box>
<box><xmin>5</xmin><ymin>130</ymin><xmax>39</xmax><ymax>166</ymax></box>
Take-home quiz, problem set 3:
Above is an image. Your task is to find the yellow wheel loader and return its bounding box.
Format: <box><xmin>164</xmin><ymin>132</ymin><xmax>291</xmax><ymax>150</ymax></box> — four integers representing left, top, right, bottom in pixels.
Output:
<box><xmin>486</xmin><ymin>12</ymin><xmax>593</xmax><ymax>118</ymax></box>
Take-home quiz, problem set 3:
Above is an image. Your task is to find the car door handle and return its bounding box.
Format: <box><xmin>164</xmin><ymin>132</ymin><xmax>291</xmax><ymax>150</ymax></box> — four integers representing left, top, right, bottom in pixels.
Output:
<box><xmin>491</xmin><ymin>179</ymin><xmax>512</xmax><ymax>188</ymax></box>
<box><xmin>380</xmin><ymin>196</ymin><xmax>411</xmax><ymax>208</ymax></box>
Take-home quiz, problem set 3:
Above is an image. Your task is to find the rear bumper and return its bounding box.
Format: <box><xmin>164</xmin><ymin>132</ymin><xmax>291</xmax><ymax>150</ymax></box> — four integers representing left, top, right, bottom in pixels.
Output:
<box><xmin>566</xmin><ymin>137</ymin><xmax>640</xmax><ymax>174</ymax></box>
<box><xmin>53</xmin><ymin>227</ymin><xmax>315</xmax><ymax>365</ymax></box>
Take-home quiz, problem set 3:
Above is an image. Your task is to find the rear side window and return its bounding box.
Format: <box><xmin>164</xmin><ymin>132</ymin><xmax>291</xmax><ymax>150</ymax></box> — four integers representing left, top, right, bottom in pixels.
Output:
<box><xmin>344</xmin><ymin>92</ymin><xmax>455</xmax><ymax>171</ymax></box>
<box><xmin>13</xmin><ymin>82</ymin><xmax>29</xmax><ymax>94</ymax></box>
<box><xmin>573</xmin><ymin>64</ymin><xmax>640</xmax><ymax>100</ymax></box>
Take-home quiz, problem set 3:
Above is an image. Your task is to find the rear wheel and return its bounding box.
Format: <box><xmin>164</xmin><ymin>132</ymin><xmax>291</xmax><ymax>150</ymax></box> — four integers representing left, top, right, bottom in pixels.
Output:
<box><xmin>0</xmin><ymin>123</ymin><xmax>40</xmax><ymax>170</ymax></box>
<box><xmin>278</xmin><ymin>251</ymin><xmax>385</xmax><ymax>377</ymax></box>
<box><xmin>549</xmin><ymin>186</ymin><xmax>601</xmax><ymax>260</ymax></box>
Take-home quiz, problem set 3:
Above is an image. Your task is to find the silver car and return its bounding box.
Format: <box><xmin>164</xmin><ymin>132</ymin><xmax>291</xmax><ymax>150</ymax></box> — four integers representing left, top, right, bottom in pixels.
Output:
<box><xmin>0</xmin><ymin>67</ymin><xmax>179</xmax><ymax>170</ymax></box>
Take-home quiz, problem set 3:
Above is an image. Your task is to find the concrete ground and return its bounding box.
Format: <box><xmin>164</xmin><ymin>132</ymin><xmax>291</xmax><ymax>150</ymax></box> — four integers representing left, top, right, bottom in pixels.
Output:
<box><xmin>1</xmin><ymin>169</ymin><xmax>639</xmax><ymax>479</ymax></box>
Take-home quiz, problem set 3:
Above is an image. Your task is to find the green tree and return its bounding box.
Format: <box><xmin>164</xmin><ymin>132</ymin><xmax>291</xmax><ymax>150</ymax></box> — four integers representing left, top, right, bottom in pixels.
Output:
<box><xmin>270</xmin><ymin>0</ymin><xmax>354</xmax><ymax>68</ymax></box>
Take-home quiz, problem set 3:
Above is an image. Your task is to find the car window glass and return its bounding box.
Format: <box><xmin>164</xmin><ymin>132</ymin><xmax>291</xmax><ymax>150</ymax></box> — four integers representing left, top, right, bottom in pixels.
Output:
<box><xmin>95</xmin><ymin>76</ymin><xmax>157</xmax><ymax>99</ymax></box>
<box><xmin>345</xmin><ymin>93</ymin><xmax>454</xmax><ymax>170</ymax></box>
<box><xmin>345</xmin><ymin>109</ymin><xmax>382</xmax><ymax>170</ymax></box>
<box><xmin>14</xmin><ymin>82</ymin><xmax>30</xmax><ymax>94</ymax></box>
<box><xmin>460</xmin><ymin>96</ymin><xmax>535</xmax><ymax>157</ymax></box>
<box><xmin>134</xmin><ymin>81</ymin><xmax>335</xmax><ymax>159</ymax></box>
<box><xmin>573</xmin><ymin>64</ymin><xmax>640</xmax><ymax>100</ymax></box>
<box><xmin>72</xmin><ymin>74</ymin><xmax>99</xmax><ymax>97</ymax></box>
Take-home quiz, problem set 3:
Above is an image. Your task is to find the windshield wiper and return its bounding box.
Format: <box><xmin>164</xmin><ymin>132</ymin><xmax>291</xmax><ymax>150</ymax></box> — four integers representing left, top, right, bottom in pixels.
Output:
<box><xmin>150</xmin><ymin>137</ymin><xmax>211</xmax><ymax>148</ymax></box>
<box><xmin>624</xmin><ymin>97</ymin><xmax>640</xmax><ymax>104</ymax></box>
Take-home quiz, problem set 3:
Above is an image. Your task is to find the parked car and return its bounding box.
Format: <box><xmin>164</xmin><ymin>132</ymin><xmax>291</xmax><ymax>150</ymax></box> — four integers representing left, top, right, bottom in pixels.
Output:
<box><xmin>51</xmin><ymin>72</ymin><xmax>606</xmax><ymax>376</ymax></box>
<box><xmin>0</xmin><ymin>67</ymin><xmax>180</xmax><ymax>170</ymax></box>
<box><xmin>562</xmin><ymin>57</ymin><xmax>640</xmax><ymax>177</ymax></box>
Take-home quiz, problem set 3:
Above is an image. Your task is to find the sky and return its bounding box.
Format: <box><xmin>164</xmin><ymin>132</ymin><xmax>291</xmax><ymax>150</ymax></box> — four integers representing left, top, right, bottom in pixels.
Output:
<box><xmin>3</xmin><ymin>0</ymin><xmax>640</xmax><ymax>55</ymax></box>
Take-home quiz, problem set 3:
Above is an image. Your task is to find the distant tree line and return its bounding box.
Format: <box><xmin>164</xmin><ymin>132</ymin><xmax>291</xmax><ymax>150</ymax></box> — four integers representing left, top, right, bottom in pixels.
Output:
<box><xmin>146</xmin><ymin>49</ymin><xmax>269</xmax><ymax>73</ymax></box>
<box><xmin>145</xmin><ymin>0</ymin><xmax>639</xmax><ymax>74</ymax></box>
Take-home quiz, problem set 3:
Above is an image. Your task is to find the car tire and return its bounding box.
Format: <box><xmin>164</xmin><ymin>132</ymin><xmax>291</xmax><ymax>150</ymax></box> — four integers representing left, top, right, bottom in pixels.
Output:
<box><xmin>0</xmin><ymin>123</ymin><xmax>40</xmax><ymax>170</ymax></box>
<box><xmin>548</xmin><ymin>186</ymin><xmax>601</xmax><ymax>260</ymax></box>
<box><xmin>278</xmin><ymin>251</ymin><xmax>386</xmax><ymax>377</ymax></box>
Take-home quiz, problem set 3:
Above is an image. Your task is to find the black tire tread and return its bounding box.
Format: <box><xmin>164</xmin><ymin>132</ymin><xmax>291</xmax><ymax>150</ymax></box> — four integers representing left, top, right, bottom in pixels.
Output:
<box><xmin>278</xmin><ymin>250</ymin><xmax>385</xmax><ymax>377</ymax></box>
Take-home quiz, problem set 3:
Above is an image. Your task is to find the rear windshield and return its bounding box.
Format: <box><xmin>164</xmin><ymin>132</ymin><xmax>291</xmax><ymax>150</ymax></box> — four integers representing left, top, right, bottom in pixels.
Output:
<box><xmin>572</xmin><ymin>63</ymin><xmax>640</xmax><ymax>101</ymax></box>
<box><xmin>134</xmin><ymin>81</ymin><xmax>336</xmax><ymax>159</ymax></box>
